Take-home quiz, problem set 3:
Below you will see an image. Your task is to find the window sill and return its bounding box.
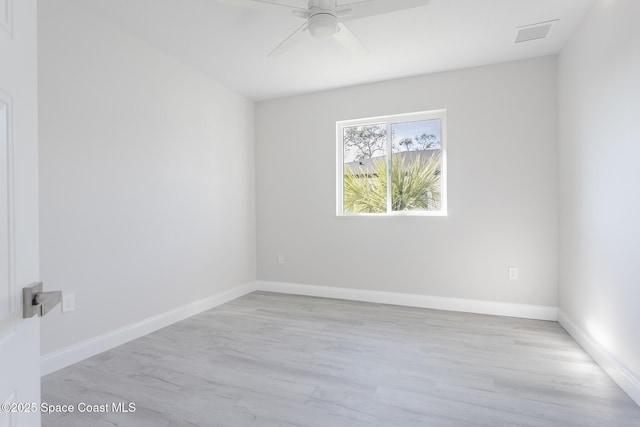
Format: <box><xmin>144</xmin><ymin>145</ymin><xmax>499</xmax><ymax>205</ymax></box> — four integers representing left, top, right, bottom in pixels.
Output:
<box><xmin>336</xmin><ymin>211</ymin><xmax>448</xmax><ymax>218</ymax></box>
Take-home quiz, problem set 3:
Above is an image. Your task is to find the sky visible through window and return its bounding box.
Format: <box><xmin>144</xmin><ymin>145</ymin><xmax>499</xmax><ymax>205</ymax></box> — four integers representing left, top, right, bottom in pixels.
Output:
<box><xmin>392</xmin><ymin>119</ymin><xmax>441</xmax><ymax>153</ymax></box>
<box><xmin>343</xmin><ymin>119</ymin><xmax>441</xmax><ymax>163</ymax></box>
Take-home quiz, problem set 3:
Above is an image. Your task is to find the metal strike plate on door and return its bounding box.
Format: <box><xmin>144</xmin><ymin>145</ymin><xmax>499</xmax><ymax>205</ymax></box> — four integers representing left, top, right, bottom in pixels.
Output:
<box><xmin>23</xmin><ymin>282</ymin><xmax>62</xmax><ymax>318</ymax></box>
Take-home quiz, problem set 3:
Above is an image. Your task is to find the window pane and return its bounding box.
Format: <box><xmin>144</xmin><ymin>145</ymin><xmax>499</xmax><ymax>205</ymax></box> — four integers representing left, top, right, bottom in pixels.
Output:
<box><xmin>391</xmin><ymin>119</ymin><xmax>442</xmax><ymax>212</ymax></box>
<box><xmin>342</xmin><ymin>124</ymin><xmax>387</xmax><ymax>214</ymax></box>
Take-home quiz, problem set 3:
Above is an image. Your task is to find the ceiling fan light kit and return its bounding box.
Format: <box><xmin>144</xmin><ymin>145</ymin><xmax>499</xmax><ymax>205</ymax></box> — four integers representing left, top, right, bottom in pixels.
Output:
<box><xmin>219</xmin><ymin>0</ymin><xmax>431</xmax><ymax>57</ymax></box>
<box><xmin>308</xmin><ymin>12</ymin><xmax>338</xmax><ymax>38</ymax></box>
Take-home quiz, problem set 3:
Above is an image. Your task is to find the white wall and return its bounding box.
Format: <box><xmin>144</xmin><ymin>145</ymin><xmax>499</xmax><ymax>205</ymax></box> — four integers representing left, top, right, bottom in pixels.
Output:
<box><xmin>558</xmin><ymin>0</ymin><xmax>640</xmax><ymax>387</ymax></box>
<box><xmin>256</xmin><ymin>57</ymin><xmax>558</xmax><ymax>306</ymax></box>
<box><xmin>38</xmin><ymin>0</ymin><xmax>255</xmax><ymax>355</ymax></box>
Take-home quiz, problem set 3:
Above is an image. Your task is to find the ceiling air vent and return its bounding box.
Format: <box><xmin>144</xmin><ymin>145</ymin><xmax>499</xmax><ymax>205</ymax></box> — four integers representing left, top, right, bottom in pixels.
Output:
<box><xmin>515</xmin><ymin>20</ymin><xmax>558</xmax><ymax>43</ymax></box>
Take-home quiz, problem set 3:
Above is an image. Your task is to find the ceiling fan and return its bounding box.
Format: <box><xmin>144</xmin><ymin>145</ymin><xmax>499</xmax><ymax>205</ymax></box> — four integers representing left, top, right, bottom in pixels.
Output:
<box><xmin>218</xmin><ymin>0</ymin><xmax>431</xmax><ymax>57</ymax></box>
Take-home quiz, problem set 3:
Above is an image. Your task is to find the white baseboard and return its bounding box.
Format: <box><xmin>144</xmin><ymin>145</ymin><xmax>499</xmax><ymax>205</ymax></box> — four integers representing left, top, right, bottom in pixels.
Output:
<box><xmin>254</xmin><ymin>281</ymin><xmax>558</xmax><ymax>321</ymax></box>
<box><xmin>40</xmin><ymin>282</ymin><xmax>257</xmax><ymax>376</ymax></box>
<box><xmin>558</xmin><ymin>311</ymin><xmax>640</xmax><ymax>407</ymax></box>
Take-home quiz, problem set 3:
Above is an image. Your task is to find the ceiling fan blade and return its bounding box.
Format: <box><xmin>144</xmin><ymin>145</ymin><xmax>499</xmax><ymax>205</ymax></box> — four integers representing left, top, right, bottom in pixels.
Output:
<box><xmin>333</xmin><ymin>23</ymin><xmax>369</xmax><ymax>56</ymax></box>
<box><xmin>339</xmin><ymin>0</ymin><xmax>430</xmax><ymax>22</ymax></box>
<box><xmin>218</xmin><ymin>0</ymin><xmax>309</xmax><ymax>17</ymax></box>
<box><xmin>268</xmin><ymin>23</ymin><xmax>310</xmax><ymax>58</ymax></box>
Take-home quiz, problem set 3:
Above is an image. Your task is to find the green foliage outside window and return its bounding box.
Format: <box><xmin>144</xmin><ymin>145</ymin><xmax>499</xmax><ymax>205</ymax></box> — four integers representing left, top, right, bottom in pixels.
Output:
<box><xmin>343</xmin><ymin>154</ymin><xmax>441</xmax><ymax>213</ymax></box>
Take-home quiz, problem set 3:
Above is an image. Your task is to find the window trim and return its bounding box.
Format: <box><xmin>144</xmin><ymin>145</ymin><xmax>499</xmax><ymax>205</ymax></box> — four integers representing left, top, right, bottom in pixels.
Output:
<box><xmin>336</xmin><ymin>109</ymin><xmax>448</xmax><ymax>217</ymax></box>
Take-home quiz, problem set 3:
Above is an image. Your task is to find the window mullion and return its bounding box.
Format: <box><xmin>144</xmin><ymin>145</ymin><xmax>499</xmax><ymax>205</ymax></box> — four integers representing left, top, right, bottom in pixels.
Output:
<box><xmin>386</xmin><ymin>122</ymin><xmax>392</xmax><ymax>213</ymax></box>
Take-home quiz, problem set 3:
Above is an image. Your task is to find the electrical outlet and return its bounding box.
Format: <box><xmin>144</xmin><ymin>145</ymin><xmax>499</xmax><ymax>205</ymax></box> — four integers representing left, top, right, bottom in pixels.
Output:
<box><xmin>277</xmin><ymin>254</ymin><xmax>285</xmax><ymax>264</ymax></box>
<box><xmin>508</xmin><ymin>268</ymin><xmax>519</xmax><ymax>280</ymax></box>
<box><xmin>62</xmin><ymin>293</ymin><xmax>75</xmax><ymax>312</ymax></box>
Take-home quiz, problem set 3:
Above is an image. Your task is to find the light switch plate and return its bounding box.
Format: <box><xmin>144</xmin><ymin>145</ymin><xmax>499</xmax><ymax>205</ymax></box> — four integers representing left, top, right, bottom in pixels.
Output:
<box><xmin>62</xmin><ymin>294</ymin><xmax>75</xmax><ymax>312</ymax></box>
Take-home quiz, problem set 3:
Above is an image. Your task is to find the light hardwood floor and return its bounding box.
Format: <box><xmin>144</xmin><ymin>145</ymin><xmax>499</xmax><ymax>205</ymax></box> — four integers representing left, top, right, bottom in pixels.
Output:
<box><xmin>42</xmin><ymin>291</ymin><xmax>640</xmax><ymax>426</ymax></box>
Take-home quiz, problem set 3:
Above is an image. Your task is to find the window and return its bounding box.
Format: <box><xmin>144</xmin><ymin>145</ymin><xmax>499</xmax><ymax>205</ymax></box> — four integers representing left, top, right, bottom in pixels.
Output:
<box><xmin>337</xmin><ymin>110</ymin><xmax>447</xmax><ymax>216</ymax></box>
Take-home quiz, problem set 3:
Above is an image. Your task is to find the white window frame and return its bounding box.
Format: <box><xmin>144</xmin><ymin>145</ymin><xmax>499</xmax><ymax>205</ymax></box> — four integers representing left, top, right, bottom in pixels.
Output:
<box><xmin>336</xmin><ymin>109</ymin><xmax>447</xmax><ymax>217</ymax></box>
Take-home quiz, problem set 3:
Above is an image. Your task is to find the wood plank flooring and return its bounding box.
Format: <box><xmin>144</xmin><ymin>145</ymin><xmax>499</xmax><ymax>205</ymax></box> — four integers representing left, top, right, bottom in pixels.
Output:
<box><xmin>42</xmin><ymin>291</ymin><xmax>640</xmax><ymax>426</ymax></box>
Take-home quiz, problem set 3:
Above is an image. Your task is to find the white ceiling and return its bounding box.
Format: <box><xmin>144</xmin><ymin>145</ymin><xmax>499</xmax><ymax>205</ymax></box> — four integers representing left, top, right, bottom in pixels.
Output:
<box><xmin>69</xmin><ymin>0</ymin><xmax>595</xmax><ymax>101</ymax></box>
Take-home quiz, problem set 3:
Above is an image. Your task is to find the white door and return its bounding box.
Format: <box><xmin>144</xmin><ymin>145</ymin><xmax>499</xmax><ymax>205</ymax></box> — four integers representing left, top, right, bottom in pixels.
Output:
<box><xmin>0</xmin><ymin>0</ymin><xmax>41</xmax><ymax>426</ymax></box>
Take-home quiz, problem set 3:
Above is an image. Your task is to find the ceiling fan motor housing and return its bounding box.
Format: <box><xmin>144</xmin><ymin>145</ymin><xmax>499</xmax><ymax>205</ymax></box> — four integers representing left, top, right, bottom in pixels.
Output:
<box><xmin>308</xmin><ymin>0</ymin><xmax>338</xmax><ymax>38</ymax></box>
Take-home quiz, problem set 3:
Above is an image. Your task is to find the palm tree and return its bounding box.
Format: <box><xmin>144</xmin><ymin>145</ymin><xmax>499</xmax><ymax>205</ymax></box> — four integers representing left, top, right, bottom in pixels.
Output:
<box><xmin>343</xmin><ymin>154</ymin><xmax>441</xmax><ymax>213</ymax></box>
